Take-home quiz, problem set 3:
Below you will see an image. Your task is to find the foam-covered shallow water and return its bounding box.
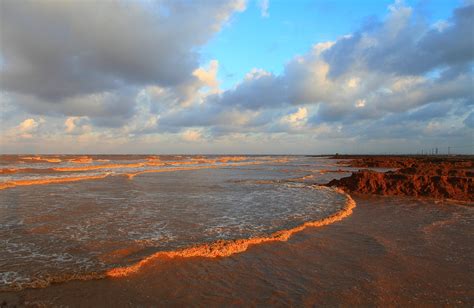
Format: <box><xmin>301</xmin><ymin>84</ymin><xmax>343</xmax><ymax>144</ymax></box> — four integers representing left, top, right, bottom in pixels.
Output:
<box><xmin>0</xmin><ymin>155</ymin><xmax>352</xmax><ymax>290</ymax></box>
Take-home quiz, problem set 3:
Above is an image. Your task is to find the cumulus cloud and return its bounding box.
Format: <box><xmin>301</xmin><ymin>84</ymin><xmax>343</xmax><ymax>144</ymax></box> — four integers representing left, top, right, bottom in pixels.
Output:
<box><xmin>217</xmin><ymin>70</ymin><xmax>286</xmax><ymax>109</ymax></box>
<box><xmin>193</xmin><ymin>60</ymin><xmax>220</xmax><ymax>92</ymax></box>
<box><xmin>280</xmin><ymin>107</ymin><xmax>308</xmax><ymax>129</ymax></box>
<box><xmin>65</xmin><ymin>117</ymin><xmax>78</xmax><ymax>133</ymax></box>
<box><xmin>1</xmin><ymin>0</ymin><xmax>472</xmax><ymax>153</ymax></box>
<box><xmin>202</xmin><ymin>1</ymin><xmax>473</xmax><ymax>128</ymax></box>
<box><xmin>0</xmin><ymin>0</ymin><xmax>245</xmax><ymax>118</ymax></box>
<box><xmin>18</xmin><ymin>118</ymin><xmax>40</xmax><ymax>132</ymax></box>
<box><xmin>64</xmin><ymin>117</ymin><xmax>91</xmax><ymax>135</ymax></box>
<box><xmin>149</xmin><ymin>0</ymin><xmax>473</xmax><ymax>150</ymax></box>
<box><xmin>10</xmin><ymin>118</ymin><xmax>44</xmax><ymax>139</ymax></box>
<box><xmin>323</xmin><ymin>1</ymin><xmax>474</xmax><ymax>77</ymax></box>
<box><xmin>181</xmin><ymin>129</ymin><xmax>204</xmax><ymax>142</ymax></box>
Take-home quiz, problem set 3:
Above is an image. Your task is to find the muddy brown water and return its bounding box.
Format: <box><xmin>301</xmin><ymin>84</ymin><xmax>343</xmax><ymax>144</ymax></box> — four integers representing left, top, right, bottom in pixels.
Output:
<box><xmin>0</xmin><ymin>155</ymin><xmax>472</xmax><ymax>306</ymax></box>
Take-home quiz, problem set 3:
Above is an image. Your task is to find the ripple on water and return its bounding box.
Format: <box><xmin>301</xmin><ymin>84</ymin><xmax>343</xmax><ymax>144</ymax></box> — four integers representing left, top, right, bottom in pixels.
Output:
<box><xmin>0</xmin><ymin>156</ymin><xmax>351</xmax><ymax>290</ymax></box>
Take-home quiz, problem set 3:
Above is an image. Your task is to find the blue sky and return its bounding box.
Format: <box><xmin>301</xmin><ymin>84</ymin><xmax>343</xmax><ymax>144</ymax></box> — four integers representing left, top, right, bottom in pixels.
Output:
<box><xmin>201</xmin><ymin>0</ymin><xmax>462</xmax><ymax>89</ymax></box>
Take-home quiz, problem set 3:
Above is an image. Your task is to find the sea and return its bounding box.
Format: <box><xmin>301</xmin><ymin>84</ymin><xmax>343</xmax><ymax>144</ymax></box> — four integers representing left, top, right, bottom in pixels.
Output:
<box><xmin>0</xmin><ymin>155</ymin><xmax>355</xmax><ymax>291</ymax></box>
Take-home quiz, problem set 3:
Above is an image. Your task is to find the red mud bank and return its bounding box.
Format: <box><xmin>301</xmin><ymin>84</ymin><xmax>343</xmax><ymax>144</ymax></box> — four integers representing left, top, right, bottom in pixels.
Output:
<box><xmin>327</xmin><ymin>156</ymin><xmax>473</xmax><ymax>202</ymax></box>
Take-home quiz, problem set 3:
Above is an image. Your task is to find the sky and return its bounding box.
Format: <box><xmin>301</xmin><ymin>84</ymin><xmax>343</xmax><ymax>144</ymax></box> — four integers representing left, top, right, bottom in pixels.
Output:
<box><xmin>0</xmin><ymin>0</ymin><xmax>473</xmax><ymax>154</ymax></box>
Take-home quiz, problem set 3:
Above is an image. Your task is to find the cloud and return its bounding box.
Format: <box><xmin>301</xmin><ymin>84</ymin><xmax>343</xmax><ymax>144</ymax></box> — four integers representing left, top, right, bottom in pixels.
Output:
<box><xmin>217</xmin><ymin>70</ymin><xmax>286</xmax><ymax>110</ymax></box>
<box><xmin>181</xmin><ymin>129</ymin><xmax>204</xmax><ymax>142</ymax></box>
<box><xmin>355</xmin><ymin>99</ymin><xmax>366</xmax><ymax>108</ymax></box>
<box><xmin>18</xmin><ymin>118</ymin><xmax>40</xmax><ymax>132</ymax></box>
<box><xmin>203</xmin><ymin>1</ymin><xmax>473</xmax><ymax>127</ymax></box>
<box><xmin>0</xmin><ymin>0</ymin><xmax>245</xmax><ymax>119</ymax></box>
<box><xmin>280</xmin><ymin>107</ymin><xmax>308</xmax><ymax>129</ymax></box>
<box><xmin>64</xmin><ymin>117</ymin><xmax>91</xmax><ymax>135</ymax></box>
<box><xmin>1</xmin><ymin>0</ymin><xmax>472</xmax><ymax>154</ymax></box>
<box><xmin>65</xmin><ymin>117</ymin><xmax>78</xmax><ymax>133</ymax></box>
<box><xmin>193</xmin><ymin>60</ymin><xmax>220</xmax><ymax>91</ymax></box>
<box><xmin>259</xmin><ymin>0</ymin><xmax>270</xmax><ymax>18</ymax></box>
<box><xmin>9</xmin><ymin>88</ymin><xmax>141</xmax><ymax>128</ymax></box>
<box><xmin>11</xmin><ymin>118</ymin><xmax>44</xmax><ymax>139</ymax></box>
<box><xmin>464</xmin><ymin>112</ymin><xmax>474</xmax><ymax>128</ymax></box>
<box><xmin>322</xmin><ymin>1</ymin><xmax>474</xmax><ymax>77</ymax></box>
<box><xmin>154</xmin><ymin>0</ymin><xmax>472</xmax><ymax>147</ymax></box>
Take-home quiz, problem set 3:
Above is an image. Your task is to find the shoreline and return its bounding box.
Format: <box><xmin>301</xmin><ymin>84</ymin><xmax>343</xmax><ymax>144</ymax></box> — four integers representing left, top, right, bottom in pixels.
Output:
<box><xmin>106</xmin><ymin>187</ymin><xmax>355</xmax><ymax>278</ymax></box>
<box><xmin>0</xmin><ymin>186</ymin><xmax>356</xmax><ymax>291</ymax></box>
<box><xmin>1</xmin><ymin>193</ymin><xmax>472</xmax><ymax>306</ymax></box>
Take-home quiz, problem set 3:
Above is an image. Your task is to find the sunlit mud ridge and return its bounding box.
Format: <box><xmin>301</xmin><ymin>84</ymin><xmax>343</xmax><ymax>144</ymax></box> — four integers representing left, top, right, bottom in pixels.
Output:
<box><xmin>106</xmin><ymin>187</ymin><xmax>355</xmax><ymax>278</ymax></box>
<box><xmin>0</xmin><ymin>157</ymin><xmax>290</xmax><ymax>190</ymax></box>
<box><xmin>53</xmin><ymin>162</ymin><xmax>160</xmax><ymax>172</ymax></box>
<box><xmin>0</xmin><ymin>174</ymin><xmax>111</xmax><ymax>190</ymax></box>
<box><xmin>68</xmin><ymin>156</ymin><xmax>94</xmax><ymax>164</ymax></box>
<box><xmin>20</xmin><ymin>156</ymin><xmax>62</xmax><ymax>163</ymax></box>
<box><xmin>0</xmin><ymin>168</ymin><xmax>25</xmax><ymax>175</ymax></box>
<box><xmin>0</xmin><ymin>168</ymin><xmax>59</xmax><ymax>175</ymax></box>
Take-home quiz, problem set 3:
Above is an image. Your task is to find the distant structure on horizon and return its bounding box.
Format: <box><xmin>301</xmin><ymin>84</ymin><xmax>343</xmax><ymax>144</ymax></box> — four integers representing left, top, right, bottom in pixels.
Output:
<box><xmin>418</xmin><ymin>145</ymin><xmax>473</xmax><ymax>156</ymax></box>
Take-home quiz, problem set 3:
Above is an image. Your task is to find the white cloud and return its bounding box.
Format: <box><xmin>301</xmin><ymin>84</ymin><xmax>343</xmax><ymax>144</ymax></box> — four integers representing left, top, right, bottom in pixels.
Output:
<box><xmin>1</xmin><ymin>0</ymin><xmax>472</xmax><ymax>154</ymax></box>
<box><xmin>64</xmin><ymin>116</ymin><xmax>92</xmax><ymax>135</ymax></box>
<box><xmin>347</xmin><ymin>77</ymin><xmax>360</xmax><ymax>89</ymax></box>
<box><xmin>181</xmin><ymin>129</ymin><xmax>204</xmax><ymax>142</ymax></box>
<box><xmin>355</xmin><ymin>99</ymin><xmax>366</xmax><ymax>108</ymax></box>
<box><xmin>244</xmin><ymin>68</ymin><xmax>271</xmax><ymax>80</ymax></box>
<box><xmin>65</xmin><ymin>117</ymin><xmax>78</xmax><ymax>133</ymax></box>
<box><xmin>18</xmin><ymin>118</ymin><xmax>39</xmax><ymax>132</ymax></box>
<box><xmin>0</xmin><ymin>0</ymin><xmax>245</xmax><ymax>119</ymax></box>
<box><xmin>13</xmin><ymin>118</ymin><xmax>44</xmax><ymax>138</ymax></box>
<box><xmin>433</xmin><ymin>20</ymin><xmax>450</xmax><ymax>32</ymax></box>
<box><xmin>281</xmin><ymin>107</ymin><xmax>308</xmax><ymax>128</ymax></box>
<box><xmin>193</xmin><ymin>60</ymin><xmax>220</xmax><ymax>90</ymax></box>
<box><xmin>259</xmin><ymin>0</ymin><xmax>269</xmax><ymax>18</ymax></box>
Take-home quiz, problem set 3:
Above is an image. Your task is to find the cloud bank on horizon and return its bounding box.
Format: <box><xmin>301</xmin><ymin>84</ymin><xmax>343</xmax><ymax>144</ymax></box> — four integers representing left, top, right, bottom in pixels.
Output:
<box><xmin>0</xmin><ymin>0</ymin><xmax>473</xmax><ymax>154</ymax></box>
